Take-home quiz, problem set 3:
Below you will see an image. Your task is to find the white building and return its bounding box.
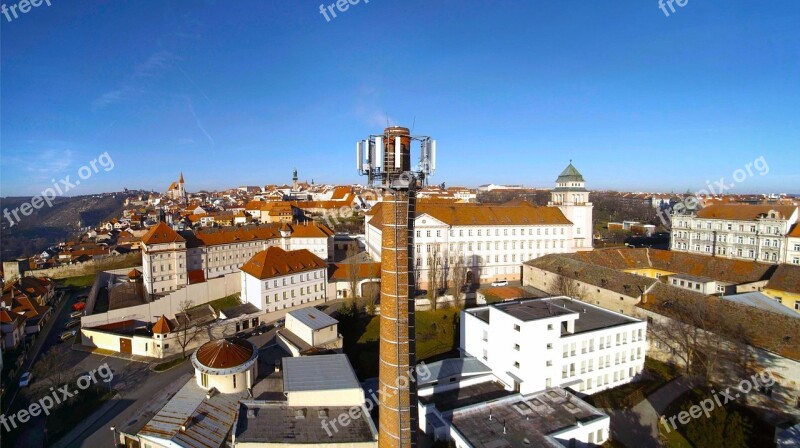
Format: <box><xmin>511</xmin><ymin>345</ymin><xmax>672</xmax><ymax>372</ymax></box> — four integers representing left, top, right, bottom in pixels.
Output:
<box><xmin>365</xmin><ymin>164</ymin><xmax>592</xmax><ymax>288</ymax></box>
<box><xmin>239</xmin><ymin>246</ymin><xmax>328</xmax><ymax>313</ymax></box>
<box><xmin>671</xmin><ymin>203</ymin><xmax>799</xmax><ymax>264</ymax></box>
<box><xmin>277</xmin><ymin>306</ymin><xmax>343</xmax><ymax>356</ymax></box>
<box><xmin>416</xmin><ymin>358</ymin><xmax>610</xmax><ymax>447</ymax></box>
<box><xmin>787</xmin><ymin>224</ymin><xmax>800</xmax><ymax>265</ymax></box>
<box><xmin>141</xmin><ymin>221</ymin><xmax>333</xmax><ymax>295</ymax></box>
<box><xmin>461</xmin><ymin>297</ymin><xmax>647</xmax><ymax>395</ymax></box>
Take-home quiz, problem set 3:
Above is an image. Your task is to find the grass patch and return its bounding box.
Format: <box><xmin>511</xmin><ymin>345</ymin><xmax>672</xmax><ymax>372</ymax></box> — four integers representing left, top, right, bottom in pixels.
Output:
<box><xmin>45</xmin><ymin>386</ymin><xmax>115</xmax><ymax>443</ymax></box>
<box><xmin>154</xmin><ymin>357</ymin><xmax>189</xmax><ymax>372</ymax></box>
<box><xmin>660</xmin><ymin>423</ymin><xmax>693</xmax><ymax>448</ymax></box>
<box><xmin>203</xmin><ymin>294</ymin><xmax>242</xmax><ymax>312</ymax></box>
<box><xmin>60</xmin><ymin>274</ymin><xmax>97</xmax><ymax>288</ymax></box>
<box><xmin>340</xmin><ymin>308</ymin><xmax>461</xmax><ymax>379</ymax></box>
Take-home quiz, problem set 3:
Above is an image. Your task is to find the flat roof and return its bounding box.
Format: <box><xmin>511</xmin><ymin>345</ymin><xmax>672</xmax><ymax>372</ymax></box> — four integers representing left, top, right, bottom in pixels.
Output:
<box><xmin>419</xmin><ymin>381</ymin><xmax>512</xmax><ymax>413</ymax></box>
<box><xmin>493</xmin><ymin>300</ymin><xmax>576</xmax><ymax>321</ymax></box>
<box><xmin>287</xmin><ymin>306</ymin><xmax>338</xmax><ymax>330</ymax></box>
<box><xmin>419</xmin><ymin>357</ymin><xmax>492</xmax><ymax>387</ymax></box>
<box><xmin>450</xmin><ymin>388</ymin><xmax>608</xmax><ymax>448</ymax></box>
<box><xmin>283</xmin><ymin>354</ymin><xmax>360</xmax><ymax>392</ymax></box>
<box><xmin>235</xmin><ymin>402</ymin><xmax>377</xmax><ymax>444</ymax></box>
<box><xmin>548</xmin><ymin>298</ymin><xmax>639</xmax><ymax>334</ymax></box>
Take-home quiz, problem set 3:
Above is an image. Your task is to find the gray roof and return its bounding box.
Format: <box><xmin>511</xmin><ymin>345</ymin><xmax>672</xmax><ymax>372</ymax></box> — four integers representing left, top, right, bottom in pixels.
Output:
<box><xmin>287</xmin><ymin>306</ymin><xmax>338</xmax><ymax>330</ymax></box>
<box><xmin>235</xmin><ymin>402</ymin><xmax>377</xmax><ymax>444</ymax></box>
<box><xmin>418</xmin><ymin>357</ymin><xmax>492</xmax><ymax>387</ymax></box>
<box><xmin>138</xmin><ymin>379</ymin><xmax>243</xmax><ymax>448</ymax></box>
<box><xmin>283</xmin><ymin>354</ymin><xmax>360</xmax><ymax>392</ymax></box>
<box><xmin>220</xmin><ymin>303</ymin><xmax>262</xmax><ymax>319</ymax></box>
<box><xmin>723</xmin><ymin>292</ymin><xmax>799</xmax><ymax>319</ymax></box>
<box><xmin>548</xmin><ymin>298</ymin><xmax>639</xmax><ymax>334</ymax></box>
<box><xmin>449</xmin><ymin>388</ymin><xmax>608</xmax><ymax>448</ymax></box>
<box><xmin>493</xmin><ymin>299</ymin><xmax>576</xmax><ymax>321</ymax></box>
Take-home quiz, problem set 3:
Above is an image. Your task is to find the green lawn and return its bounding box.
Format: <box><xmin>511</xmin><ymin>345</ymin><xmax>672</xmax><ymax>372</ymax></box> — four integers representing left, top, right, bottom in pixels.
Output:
<box><xmin>340</xmin><ymin>308</ymin><xmax>461</xmax><ymax>378</ymax></box>
<box><xmin>154</xmin><ymin>357</ymin><xmax>189</xmax><ymax>372</ymax></box>
<box><xmin>202</xmin><ymin>294</ymin><xmax>242</xmax><ymax>312</ymax></box>
<box><xmin>59</xmin><ymin>274</ymin><xmax>97</xmax><ymax>288</ymax></box>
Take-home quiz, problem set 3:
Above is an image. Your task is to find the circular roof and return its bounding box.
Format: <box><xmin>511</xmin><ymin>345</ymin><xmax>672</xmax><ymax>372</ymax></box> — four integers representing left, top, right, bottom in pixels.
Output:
<box><xmin>194</xmin><ymin>337</ymin><xmax>255</xmax><ymax>370</ymax></box>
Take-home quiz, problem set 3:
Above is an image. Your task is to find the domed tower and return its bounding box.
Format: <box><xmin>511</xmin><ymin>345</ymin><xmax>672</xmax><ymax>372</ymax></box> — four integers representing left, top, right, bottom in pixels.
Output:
<box><xmin>191</xmin><ymin>337</ymin><xmax>258</xmax><ymax>394</ymax></box>
<box><xmin>549</xmin><ymin>162</ymin><xmax>593</xmax><ymax>250</ymax></box>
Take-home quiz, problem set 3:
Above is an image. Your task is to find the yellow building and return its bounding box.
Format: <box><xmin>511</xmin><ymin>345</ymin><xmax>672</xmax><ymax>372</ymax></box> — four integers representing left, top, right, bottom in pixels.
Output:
<box><xmin>763</xmin><ymin>264</ymin><xmax>800</xmax><ymax>313</ymax></box>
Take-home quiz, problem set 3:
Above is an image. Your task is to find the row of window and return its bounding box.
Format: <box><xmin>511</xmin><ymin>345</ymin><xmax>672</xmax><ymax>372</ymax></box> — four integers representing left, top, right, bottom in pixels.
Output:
<box><xmin>673</xmin><ymin>220</ymin><xmax>784</xmax><ymax>235</ymax></box>
<box><xmin>416</xmin><ymin>226</ymin><xmax>568</xmax><ymax>239</ymax></box>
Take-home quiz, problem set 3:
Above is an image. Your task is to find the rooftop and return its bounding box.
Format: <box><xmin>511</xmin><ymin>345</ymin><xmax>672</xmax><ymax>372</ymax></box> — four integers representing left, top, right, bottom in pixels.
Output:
<box><xmin>240</xmin><ymin>246</ymin><xmax>327</xmax><ymax>280</ymax></box>
<box><xmin>194</xmin><ymin>337</ymin><xmax>256</xmax><ymax>371</ymax></box>
<box><xmin>283</xmin><ymin>354</ymin><xmax>360</xmax><ymax>392</ymax></box>
<box><xmin>418</xmin><ymin>357</ymin><xmax>493</xmax><ymax>387</ymax></box>
<box><xmin>722</xmin><ymin>292</ymin><xmax>799</xmax><ymax>319</ymax></box>
<box><xmin>287</xmin><ymin>306</ymin><xmax>338</xmax><ymax>330</ymax></box>
<box><xmin>419</xmin><ymin>380</ymin><xmax>511</xmax><ymax>413</ymax></box>
<box><xmin>138</xmin><ymin>379</ymin><xmax>242</xmax><ymax>448</ymax></box>
<box><xmin>234</xmin><ymin>401</ymin><xmax>377</xmax><ymax>444</ymax></box>
<box><xmin>449</xmin><ymin>388</ymin><xmax>608</xmax><ymax>448</ymax></box>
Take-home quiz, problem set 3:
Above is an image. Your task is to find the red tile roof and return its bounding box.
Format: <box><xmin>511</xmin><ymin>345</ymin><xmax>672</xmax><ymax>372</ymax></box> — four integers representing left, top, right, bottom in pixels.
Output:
<box><xmin>240</xmin><ymin>246</ymin><xmax>327</xmax><ymax>280</ymax></box>
<box><xmin>195</xmin><ymin>337</ymin><xmax>254</xmax><ymax>369</ymax></box>
<box><xmin>368</xmin><ymin>200</ymin><xmax>571</xmax><ymax>228</ymax></box>
<box><xmin>696</xmin><ymin>204</ymin><xmax>797</xmax><ymax>221</ymax></box>
<box><xmin>142</xmin><ymin>222</ymin><xmax>185</xmax><ymax>245</ymax></box>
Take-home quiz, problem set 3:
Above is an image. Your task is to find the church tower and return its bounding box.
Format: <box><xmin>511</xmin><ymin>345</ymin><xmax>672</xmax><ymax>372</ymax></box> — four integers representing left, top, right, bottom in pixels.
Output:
<box><xmin>292</xmin><ymin>168</ymin><xmax>299</xmax><ymax>191</ymax></box>
<box><xmin>549</xmin><ymin>162</ymin><xmax>593</xmax><ymax>250</ymax></box>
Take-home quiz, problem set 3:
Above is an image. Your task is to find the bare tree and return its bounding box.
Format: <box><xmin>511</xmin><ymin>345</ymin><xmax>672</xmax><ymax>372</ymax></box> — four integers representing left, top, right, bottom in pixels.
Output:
<box><xmin>32</xmin><ymin>348</ymin><xmax>77</xmax><ymax>391</ymax></box>
<box><xmin>176</xmin><ymin>299</ymin><xmax>203</xmax><ymax>359</ymax></box>
<box><xmin>427</xmin><ymin>246</ymin><xmax>443</xmax><ymax>310</ymax></box>
<box><xmin>449</xmin><ymin>251</ymin><xmax>468</xmax><ymax>309</ymax></box>
<box><xmin>364</xmin><ymin>264</ymin><xmax>381</xmax><ymax>315</ymax></box>
<box><xmin>555</xmin><ymin>275</ymin><xmax>584</xmax><ymax>300</ymax></box>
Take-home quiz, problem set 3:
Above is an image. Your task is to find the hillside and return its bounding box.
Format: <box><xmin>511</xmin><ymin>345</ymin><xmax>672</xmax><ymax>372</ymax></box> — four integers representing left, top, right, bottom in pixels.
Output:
<box><xmin>0</xmin><ymin>193</ymin><xmax>131</xmax><ymax>260</ymax></box>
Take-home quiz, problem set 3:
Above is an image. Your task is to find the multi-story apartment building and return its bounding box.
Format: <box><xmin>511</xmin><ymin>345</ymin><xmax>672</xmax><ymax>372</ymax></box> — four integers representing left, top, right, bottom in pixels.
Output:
<box><xmin>141</xmin><ymin>222</ymin><xmax>333</xmax><ymax>295</ymax></box>
<box><xmin>671</xmin><ymin>204</ymin><xmax>799</xmax><ymax>264</ymax></box>
<box><xmin>239</xmin><ymin>246</ymin><xmax>328</xmax><ymax>312</ymax></box>
<box><xmin>365</xmin><ymin>164</ymin><xmax>593</xmax><ymax>287</ymax></box>
<box><xmin>787</xmin><ymin>224</ymin><xmax>800</xmax><ymax>265</ymax></box>
<box><xmin>462</xmin><ymin>297</ymin><xmax>647</xmax><ymax>395</ymax></box>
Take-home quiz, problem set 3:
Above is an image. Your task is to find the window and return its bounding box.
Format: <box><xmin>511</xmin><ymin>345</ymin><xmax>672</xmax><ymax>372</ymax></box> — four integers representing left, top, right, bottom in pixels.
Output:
<box><xmin>514</xmin><ymin>343</ymin><xmax>520</xmax><ymax>351</ymax></box>
<box><xmin>513</xmin><ymin>361</ymin><xmax>520</xmax><ymax>368</ymax></box>
<box><xmin>547</xmin><ymin>324</ymin><xmax>553</xmax><ymax>330</ymax></box>
<box><xmin>201</xmin><ymin>372</ymin><xmax>208</xmax><ymax>388</ymax></box>
<box><xmin>547</xmin><ymin>343</ymin><xmax>553</xmax><ymax>350</ymax></box>
<box><xmin>513</xmin><ymin>324</ymin><xmax>521</xmax><ymax>331</ymax></box>
<box><xmin>233</xmin><ymin>374</ymin><xmax>237</xmax><ymax>388</ymax></box>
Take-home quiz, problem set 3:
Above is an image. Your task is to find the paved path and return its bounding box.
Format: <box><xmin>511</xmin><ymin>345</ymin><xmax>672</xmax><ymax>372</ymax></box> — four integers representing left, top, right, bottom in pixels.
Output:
<box><xmin>606</xmin><ymin>377</ymin><xmax>697</xmax><ymax>448</ymax></box>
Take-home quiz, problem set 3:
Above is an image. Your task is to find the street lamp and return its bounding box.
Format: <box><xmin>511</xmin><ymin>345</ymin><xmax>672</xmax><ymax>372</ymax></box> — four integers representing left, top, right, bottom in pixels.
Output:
<box><xmin>110</xmin><ymin>426</ymin><xmax>116</xmax><ymax>447</ymax></box>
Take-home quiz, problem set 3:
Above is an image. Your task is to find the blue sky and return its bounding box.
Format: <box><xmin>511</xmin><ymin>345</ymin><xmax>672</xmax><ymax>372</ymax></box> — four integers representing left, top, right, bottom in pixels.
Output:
<box><xmin>1</xmin><ymin>0</ymin><xmax>798</xmax><ymax>196</ymax></box>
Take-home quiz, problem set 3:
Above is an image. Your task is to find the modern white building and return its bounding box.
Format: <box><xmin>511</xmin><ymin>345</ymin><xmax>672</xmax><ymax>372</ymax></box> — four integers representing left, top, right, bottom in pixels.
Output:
<box><xmin>365</xmin><ymin>164</ymin><xmax>593</xmax><ymax>288</ymax></box>
<box><xmin>670</xmin><ymin>204</ymin><xmax>799</xmax><ymax>264</ymax></box>
<box><xmin>239</xmin><ymin>246</ymin><xmax>328</xmax><ymax>313</ymax></box>
<box><xmin>461</xmin><ymin>297</ymin><xmax>647</xmax><ymax>395</ymax></box>
<box><xmin>141</xmin><ymin>221</ymin><xmax>333</xmax><ymax>295</ymax></box>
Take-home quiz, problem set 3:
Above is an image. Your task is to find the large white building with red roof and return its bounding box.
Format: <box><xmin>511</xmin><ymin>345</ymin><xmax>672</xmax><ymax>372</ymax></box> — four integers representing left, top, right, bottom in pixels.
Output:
<box><xmin>141</xmin><ymin>221</ymin><xmax>334</xmax><ymax>295</ymax></box>
<box><xmin>239</xmin><ymin>246</ymin><xmax>328</xmax><ymax>312</ymax></box>
<box><xmin>365</xmin><ymin>164</ymin><xmax>594</xmax><ymax>287</ymax></box>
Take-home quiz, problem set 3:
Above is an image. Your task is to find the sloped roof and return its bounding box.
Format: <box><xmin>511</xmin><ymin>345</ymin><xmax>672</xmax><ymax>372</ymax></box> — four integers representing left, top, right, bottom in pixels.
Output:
<box><xmin>368</xmin><ymin>200</ymin><xmax>571</xmax><ymax>228</ymax></box>
<box><xmin>152</xmin><ymin>315</ymin><xmax>174</xmax><ymax>334</ymax></box>
<box><xmin>555</xmin><ymin>163</ymin><xmax>584</xmax><ymax>183</ymax></box>
<box><xmin>142</xmin><ymin>222</ymin><xmax>185</xmax><ymax>245</ymax></box>
<box><xmin>524</xmin><ymin>254</ymin><xmax>656</xmax><ymax>297</ymax></box>
<box><xmin>765</xmin><ymin>264</ymin><xmax>800</xmax><ymax>294</ymax></box>
<box><xmin>195</xmin><ymin>337</ymin><xmax>255</xmax><ymax>369</ymax></box>
<box><xmin>696</xmin><ymin>204</ymin><xmax>797</xmax><ymax>221</ymax></box>
<box><xmin>240</xmin><ymin>247</ymin><xmax>327</xmax><ymax>280</ymax></box>
<box><xmin>328</xmin><ymin>262</ymin><xmax>381</xmax><ymax>281</ymax></box>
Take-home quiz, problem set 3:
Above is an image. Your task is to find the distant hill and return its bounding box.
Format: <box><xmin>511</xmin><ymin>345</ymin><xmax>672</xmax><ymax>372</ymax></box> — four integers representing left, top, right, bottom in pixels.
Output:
<box><xmin>0</xmin><ymin>193</ymin><xmax>131</xmax><ymax>260</ymax></box>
